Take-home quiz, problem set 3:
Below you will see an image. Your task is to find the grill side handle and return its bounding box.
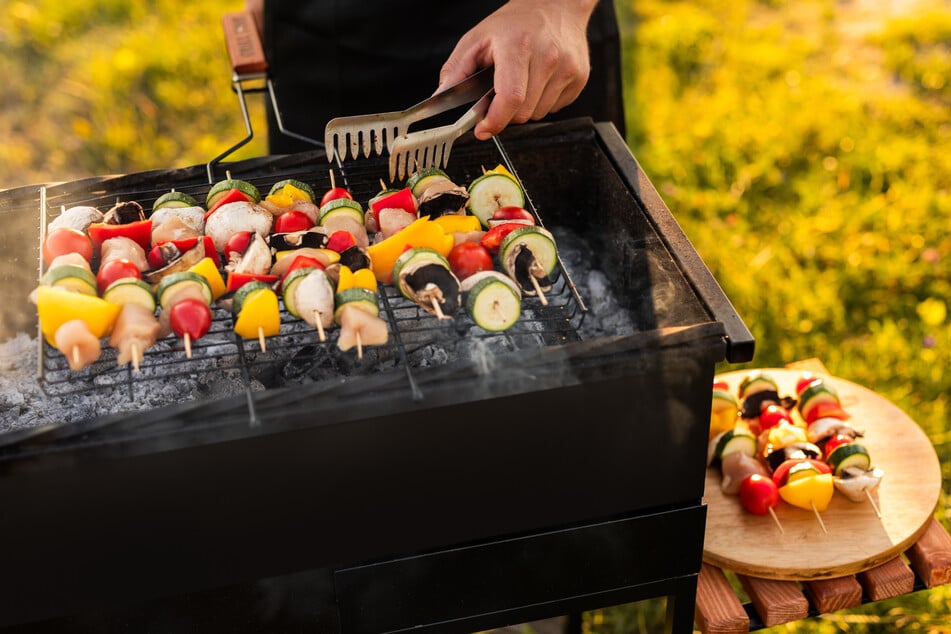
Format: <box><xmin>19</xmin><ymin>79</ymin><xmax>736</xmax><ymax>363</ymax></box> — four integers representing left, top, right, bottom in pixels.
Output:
<box><xmin>594</xmin><ymin>122</ymin><xmax>755</xmax><ymax>364</ymax></box>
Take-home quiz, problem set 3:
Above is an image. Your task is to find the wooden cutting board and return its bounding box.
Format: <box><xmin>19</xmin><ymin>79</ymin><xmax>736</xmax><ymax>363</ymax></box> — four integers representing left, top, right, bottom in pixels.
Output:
<box><xmin>703</xmin><ymin>369</ymin><xmax>942</xmax><ymax>581</ymax></box>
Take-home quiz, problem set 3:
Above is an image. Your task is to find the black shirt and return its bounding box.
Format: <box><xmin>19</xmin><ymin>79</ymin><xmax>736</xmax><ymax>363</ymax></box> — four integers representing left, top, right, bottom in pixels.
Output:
<box><xmin>262</xmin><ymin>1</ymin><xmax>625</xmax><ymax>154</ymax></box>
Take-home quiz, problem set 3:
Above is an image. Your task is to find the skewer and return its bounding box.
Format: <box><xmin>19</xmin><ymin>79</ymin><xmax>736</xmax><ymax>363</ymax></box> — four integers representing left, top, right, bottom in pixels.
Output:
<box><xmin>810</xmin><ymin>502</ymin><xmax>828</xmax><ymax>534</ymax></box>
<box><xmin>865</xmin><ymin>490</ymin><xmax>882</xmax><ymax>519</ymax></box>
<box><xmin>225</xmin><ymin>170</ymin><xmax>233</xmax><ymax>180</ymax></box>
<box><xmin>529</xmin><ymin>275</ymin><xmax>549</xmax><ymax>306</ymax></box>
<box><xmin>356</xmin><ymin>332</ymin><xmax>363</xmax><ymax>360</ymax></box>
<box><xmin>431</xmin><ymin>297</ymin><xmax>447</xmax><ymax>320</ymax></box>
<box><xmin>329</xmin><ymin>169</ymin><xmax>336</xmax><ymax>190</ymax></box>
<box><xmin>184</xmin><ymin>333</ymin><xmax>192</xmax><ymax>359</ymax></box>
<box><xmin>314</xmin><ymin>310</ymin><xmax>326</xmax><ymax>342</ymax></box>
<box><xmin>379</xmin><ymin>178</ymin><xmax>387</xmax><ymax>191</ymax></box>
<box><xmin>258</xmin><ymin>327</ymin><xmax>267</xmax><ymax>352</ymax></box>
<box><xmin>131</xmin><ymin>343</ymin><xmax>141</xmax><ymax>372</ymax></box>
<box><xmin>72</xmin><ymin>346</ymin><xmax>80</xmax><ymax>368</ymax></box>
<box><xmin>768</xmin><ymin>507</ymin><xmax>785</xmax><ymax>535</ymax></box>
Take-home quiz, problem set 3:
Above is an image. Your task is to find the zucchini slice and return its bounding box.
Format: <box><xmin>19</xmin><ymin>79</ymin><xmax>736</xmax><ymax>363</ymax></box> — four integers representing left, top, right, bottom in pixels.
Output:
<box><xmin>318</xmin><ymin>198</ymin><xmax>364</xmax><ymax>225</ymax></box>
<box><xmin>102</xmin><ymin>277</ymin><xmax>156</xmax><ymax>312</ymax></box>
<box><xmin>206</xmin><ymin>178</ymin><xmax>260</xmax><ymax>208</ymax></box>
<box><xmin>826</xmin><ymin>443</ymin><xmax>871</xmax><ymax>476</ymax></box>
<box><xmin>155</xmin><ymin>271</ymin><xmax>213</xmax><ymax>310</ymax></box>
<box><xmin>153</xmin><ymin>191</ymin><xmax>199</xmax><ymax>212</ymax></box>
<box><xmin>334</xmin><ymin>287</ymin><xmax>380</xmax><ymax>322</ymax></box>
<box><xmin>464</xmin><ymin>272</ymin><xmax>522</xmax><ymax>331</ymax></box>
<box><xmin>281</xmin><ymin>266</ymin><xmax>318</xmax><ymax>319</ymax></box>
<box><xmin>268</xmin><ymin>178</ymin><xmax>316</xmax><ymax>203</ymax></box>
<box><xmin>499</xmin><ymin>225</ymin><xmax>558</xmax><ymax>295</ymax></box>
<box><xmin>466</xmin><ymin>172</ymin><xmax>524</xmax><ymax>228</ymax></box>
<box><xmin>41</xmin><ymin>265</ymin><xmax>97</xmax><ymax>296</ymax></box>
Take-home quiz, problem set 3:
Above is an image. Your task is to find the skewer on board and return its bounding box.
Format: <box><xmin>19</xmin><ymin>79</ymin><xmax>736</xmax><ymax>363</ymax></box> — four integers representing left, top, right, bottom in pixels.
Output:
<box><xmin>865</xmin><ymin>490</ymin><xmax>882</xmax><ymax>519</ymax></box>
<box><xmin>810</xmin><ymin>502</ymin><xmax>829</xmax><ymax>534</ymax></box>
<box><xmin>768</xmin><ymin>507</ymin><xmax>784</xmax><ymax>535</ymax></box>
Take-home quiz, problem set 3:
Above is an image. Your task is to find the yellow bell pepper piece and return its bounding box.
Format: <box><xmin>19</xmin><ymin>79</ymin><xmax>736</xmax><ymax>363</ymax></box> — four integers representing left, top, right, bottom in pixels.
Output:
<box><xmin>188</xmin><ymin>257</ymin><xmax>226</xmax><ymax>300</ymax></box>
<box><xmin>338</xmin><ymin>265</ymin><xmax>379</xmax><ymax>293</ymax></box>
<box><xmin>366</xmin><ymin>216</ymin><xmax>454</xmax><ymax>284</ymax></box>
<box><xmin>274</xmin><ymin>248</ymin><xmax>340</xmax><ymax>266</ymax></box>
<box><xmin>234</xmin><ymin>288</ymin><xmax>281</xmax><ymax>339</ymax></box>
<box><xmin>432</xmin><ymin>214</ymin><xmax>482</xmax><ymax>234</ymax></box>
<box><xmin>36</xmin><ymin>285</ymin><xmax>121</xmax><ymax>345</ymax></box>
<box><xmin>779</xmin><ymin>473</ymin><xmax>834</xmax><ymax>512</ymax></box>
<box><xmin>488</xmin><ymin>163</ymin><xmax>514</xmax><ymax>178</ymax></box>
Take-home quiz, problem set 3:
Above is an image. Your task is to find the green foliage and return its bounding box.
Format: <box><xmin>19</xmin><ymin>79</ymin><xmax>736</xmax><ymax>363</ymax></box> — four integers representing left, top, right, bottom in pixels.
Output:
<box><xmin>0</xmin><ymin>0</ymin><xmax>267</xmax><ymax>187</ymax></box>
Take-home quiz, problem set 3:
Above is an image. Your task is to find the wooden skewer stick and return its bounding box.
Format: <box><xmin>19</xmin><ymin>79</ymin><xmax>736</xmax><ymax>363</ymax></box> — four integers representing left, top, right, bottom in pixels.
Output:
<box><xmin>131</xmin><ymin>343</ymin><xmax>141</xmax><ymax>373</ymax></box>
<box><xmin>314</xmin><ymin>310</ymin><xmax>326</xmax><ymax>342</ymax></box>
<box><xmin>258</xmin><ymin>327</ymin><xmax>267</xmax><ymax>352</ymax></box>
<box><xmin>329</xmin><ymin>169</ymin><xmax>336</xmax><ymax>190</ymax></box>
<box><xmin>72</xmin><ymin>346</ymin><xmax>81</xmax><ymax>368</ymax></box>
<box><xmin>356</xmin><ymin>332</ymin><xmax>363</xmax><ymax>360</ymax></box>
<box><xmin>768</xmin><ymin>507</ymin><xmax>785</xmax><ymax>535</ymax></box>
<box><xmin>379</xmin><ymin>178</ymin><xmax>387</xmax><ymax>191</ymax></box>
<box><xmin>184</xmin><ymin>333</ymin><xmax>192</xmax><ymax>359</ymax></box>
<box><xmin>529</xmin><ymin>275</ymin><xmax>549</xmax><ymax>306</ymax></box>
<box><xmin>811</xmin><ymin>501</ymin><xmax>828</xmax><ymax>534</ymax></box>
<box><xmin>226</xmin><ymin>170</ymin><xmax>233</xmax><ymax>180</ymax></box>
<box><xmin>865</xmin><ymin>489</ymin><xmax>883</xmax><ymax>519</ymax></box>
<box><xmin>431</xmin><ymin>297</ymin><xmax>447</xmax><ymax>320</ymax></box>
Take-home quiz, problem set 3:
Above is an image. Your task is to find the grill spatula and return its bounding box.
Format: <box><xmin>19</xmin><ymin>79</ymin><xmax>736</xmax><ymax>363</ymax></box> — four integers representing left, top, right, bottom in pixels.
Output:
<box><xmin>324</xmin><ymin>66</ymin><xmax>494</xmax><ymax>180</ymax></box>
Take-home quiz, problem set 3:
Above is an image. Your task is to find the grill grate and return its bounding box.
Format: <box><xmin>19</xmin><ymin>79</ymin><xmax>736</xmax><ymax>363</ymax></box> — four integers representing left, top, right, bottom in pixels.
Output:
<box><xmin>35</xmin><ymin>138</ymin><xmax>587</xmax><ymax>417</ymax></box>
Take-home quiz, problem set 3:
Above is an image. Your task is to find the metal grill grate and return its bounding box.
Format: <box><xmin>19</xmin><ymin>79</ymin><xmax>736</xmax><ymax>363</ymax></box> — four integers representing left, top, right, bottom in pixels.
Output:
<box><xmin>35</xmin><ymin>138</ymin><xmax>588</xmax><ymax>417</ymax></box>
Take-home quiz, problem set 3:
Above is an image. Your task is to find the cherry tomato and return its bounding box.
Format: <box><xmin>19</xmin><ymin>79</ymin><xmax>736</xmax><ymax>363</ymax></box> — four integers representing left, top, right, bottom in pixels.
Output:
<box><xmin>320</xmin><ymin>187</ymin><xmax>353</xmax><ymax>207</ymax></box>
<box><xmin>96</xmin><ymin>259</ymin><xmax>141</xmax><ymax>294</ymax></box>
<box><xmin>823</xmin><ymin>434</ymin><xmax>853</xmax><ymax>459</ymax></box>
<box><xmin>325</xmin><ymin>230</ymin><xmax>357</xmax><ymax>253</ymax></box>
<box><xmin>43</xmin><ymin>227</ymin><xmax>93</xmax><ymax>266</ymax></box>
<box><xmin>758</xmin><ymin>404</ymin><xmax>792</xmax><ymax>431</ymax></box>
<box><xmin>480</xmin><ymin>222</ymin><xmax>524</xmax><ymax>255</ymax></box>
<box><xmin>739</xmin><ymin>474</ymin><xmax>780</xmax><ymax>515</ymax></box>
<box><xmin>448</xmin><ymin>242</ymin><xmax>493</xmax><ymax>280</ymax></box>
<box><xmin>273</xmin><ymin>210</ymin><xmax>314</xmax><ymax>234</ymax></box>
<box><xmin>168</xmin><ymin>298</ymin><xmax>212</xmax><ymax>340</ymax></box>
<box><xmin>224</xmin><ymin>231</ymin><xmax>254</xmax><ymax>259</ymax></box>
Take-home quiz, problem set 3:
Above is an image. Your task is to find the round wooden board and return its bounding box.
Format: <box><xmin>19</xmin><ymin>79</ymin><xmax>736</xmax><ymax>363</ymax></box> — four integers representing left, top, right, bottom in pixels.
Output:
<box><xmin>703</xmin><ymin>369</ymin><xmax>942</xmax><ymax>581</ymax></box>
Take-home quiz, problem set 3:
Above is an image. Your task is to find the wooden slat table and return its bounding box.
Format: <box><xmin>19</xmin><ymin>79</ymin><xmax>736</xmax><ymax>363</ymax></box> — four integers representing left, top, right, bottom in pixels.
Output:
<box><xmin>695</xmin><ymin>360</ymin><xmax>951</xmax><ymax>632</ymax></box>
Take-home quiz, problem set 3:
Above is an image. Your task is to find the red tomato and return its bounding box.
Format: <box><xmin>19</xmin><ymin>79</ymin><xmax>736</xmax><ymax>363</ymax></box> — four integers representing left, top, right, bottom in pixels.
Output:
<box><xmin>758</xmin><ymin>404</ymin><xmax>792</xmax><ymax>431</ymax></box>
<box><xmin>824</xmin><ymin>434</ymin><xmax>853</xmax><ymax>459</ymax></box>
<box><xmin>489</xmin><ymin>205</ymin><xmax>535</xmax><ymax>225</ymax></box>
<box><xmin>225</xmin><ymin>271</ymin><xmax>279</xmax><ymax>293</ymax></box>
<box><xmin>325</xmin><ymin>230</ymin><xmax>357</xmax><ymax>253</ymax></box>
<box><xmin>168</xmin><ymin>298</ymin><xmax>212</xmax><ymax>340</ymax></box>
<box><xmin>480</xmin><ymin>222</ymin><xmax>524</xmax><ymax>255</ymax></box>
<box><xmin>43</xmin><ymin>227</ymin><xmax>93</xmax><ymax>265</ymax></box>
<box><xmin>448</xmin><ymin>242</ymin><xmax>493</xmax><ymax>280</ymax></box>
<box><xmin>96</xmin><ymin>259</ymin><xmax>141</xmax><ymax>294</ymax></box>
<box><xmin>224</xmin><ymin>231</ymin><xmax>254</xmax><ymax>259</ymax></box>
<box><xmin>273</xmin><ymin>210</ymin><xmax>314</xmax><ymax>234</ymax></box>
<box><xmin>739</xmin><ymin>474</ymin><xmax>780</xmax><ymax>515</ymax></box>
<box><xmin>320</xmin><ymin>187</ymin><xmax>353</xmax><ymax>207</ymax></box>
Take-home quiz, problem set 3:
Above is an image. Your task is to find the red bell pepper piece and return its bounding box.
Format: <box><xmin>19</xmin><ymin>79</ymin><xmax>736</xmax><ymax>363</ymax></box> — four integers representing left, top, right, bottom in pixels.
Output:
<box><xmin>204</xmin><ymin>188</ymin><xmax>253</xmax><ymax>220</ymax></box>
<box><xmin>369</xmin><ymin>187</ymin><xmax>417</xmax><ymax>226</ymax></box>
<box><xmin>148</xmin><ymin>237</ymin><xmax>220</xmax><ymax>269</ymax></box>
<box><xmin>226</xmin><ymin>271</ymin><xmax>279</xmax><ymax>294</ymax></box>
<box><xmin>87</xmin><ymin>218</ymin><xmax>153</xmax><ymax>253</ymax></box>
<box><xmin>325</xmin><ymin>230</ymin><xmax>357</xmax><ymax>253</ymax></box>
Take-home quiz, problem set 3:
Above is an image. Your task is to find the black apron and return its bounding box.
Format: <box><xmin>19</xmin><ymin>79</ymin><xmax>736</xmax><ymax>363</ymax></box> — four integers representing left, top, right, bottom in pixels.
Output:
<box><xmin>262</xmin><ymin>1</ymin><xmax>625</xmax><ymax>154</ymax></box>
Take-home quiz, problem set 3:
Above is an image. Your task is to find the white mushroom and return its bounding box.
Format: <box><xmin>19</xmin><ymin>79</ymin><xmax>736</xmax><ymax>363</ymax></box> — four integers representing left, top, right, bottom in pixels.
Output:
<box><xmin>48</xmin><ymin>206</ymin><xmax>104</xmax><ymax>233</ymax></box>
<box><xmin>204</xmin><ymin>200</ymin><xmax>273</xmax><ymax>254</ymax></box>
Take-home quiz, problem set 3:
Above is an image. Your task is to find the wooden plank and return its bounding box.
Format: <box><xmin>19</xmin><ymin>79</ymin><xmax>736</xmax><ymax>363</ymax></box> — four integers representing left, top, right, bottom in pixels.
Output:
<box><xmin>694</xmin><ymin>564</ymin><xmax>749</xmax><ymax>634</ymax></box>
<box><xmin>704</xmin><ymin>369</ymin><xmax>943</xmax><ymax>580</ymax></box>
<box><xmin>802</xmin><ymin>576</ymin><xmax>862</xmax><ymax>613</ymax></box>
<box><xmin>222</xmin><ymin>11</ymin><xmax>268</xmax><ymax>75</ymax></box>
<box><xmin>737</xmin><ymin>575</ymin><xmax>808</xmax><ymax>627</ymax></box>
<box><xmin>905</xmin><ymin>518</ymin><xmax>951</xmax><ymax>588</ymax></box>
<box><xmin>857</xmin><ymin>556</ymin><xmax>915</xmax><ymax>601</ymax></box>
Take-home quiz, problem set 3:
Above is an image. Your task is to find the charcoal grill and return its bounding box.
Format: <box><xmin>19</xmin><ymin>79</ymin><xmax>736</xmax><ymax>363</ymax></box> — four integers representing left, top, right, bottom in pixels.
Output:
<box><xmin>0</xmin><ymin>118</ymin><xmax>753</xmax><ymax>633</ymax></box>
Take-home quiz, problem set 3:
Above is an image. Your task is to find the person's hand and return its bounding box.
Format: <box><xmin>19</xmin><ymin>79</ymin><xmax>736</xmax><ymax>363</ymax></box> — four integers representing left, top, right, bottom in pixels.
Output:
<box><xmin>436</xmin><ymin>0</ymin><xmax>598</xmax><ymax>140</ymax></box>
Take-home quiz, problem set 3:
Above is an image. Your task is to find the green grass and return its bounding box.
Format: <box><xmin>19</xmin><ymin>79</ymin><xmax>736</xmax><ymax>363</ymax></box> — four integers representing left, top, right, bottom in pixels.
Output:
<box><xmin>2</xmin><ymin>0</ymin><xmax>950</xmax><ymax>630</ymax></box>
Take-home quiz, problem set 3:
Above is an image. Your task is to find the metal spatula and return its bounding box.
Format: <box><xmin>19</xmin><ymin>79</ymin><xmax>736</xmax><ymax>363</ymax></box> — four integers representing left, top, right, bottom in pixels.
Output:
<box><xmin>324</xmin><ymin>66</ymin><xmax>495</xmax><ymax>168</ymax></box>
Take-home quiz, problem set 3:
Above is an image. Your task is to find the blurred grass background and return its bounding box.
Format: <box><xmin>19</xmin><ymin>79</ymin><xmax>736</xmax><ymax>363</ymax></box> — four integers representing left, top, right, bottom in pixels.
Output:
<box><xmin>2</xmin><ymin>0</ymin><xmax>950</xmax><ymax>631</ymax></box>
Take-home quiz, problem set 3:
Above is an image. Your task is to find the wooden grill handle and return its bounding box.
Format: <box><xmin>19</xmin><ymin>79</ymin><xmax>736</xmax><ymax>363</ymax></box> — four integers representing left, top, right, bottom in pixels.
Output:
<box><xmin>222</xmin><ymin>10</ymin><xmax>268</xmax><ymax>75</ymax></box>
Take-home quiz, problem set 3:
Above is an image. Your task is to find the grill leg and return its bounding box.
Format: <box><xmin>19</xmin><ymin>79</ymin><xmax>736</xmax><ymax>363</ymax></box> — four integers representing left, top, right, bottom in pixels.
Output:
<box><xmin>665</xmin><ymin>575</ymin><xmax>699</xmax><ymax>634</ymax></box>
<box><xmin>563</xmin><ymin>612</ymin><xmax>583</xmax><ymax>634</ymax></box>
